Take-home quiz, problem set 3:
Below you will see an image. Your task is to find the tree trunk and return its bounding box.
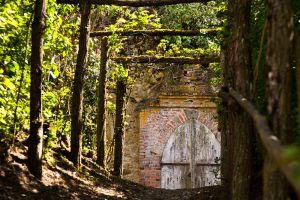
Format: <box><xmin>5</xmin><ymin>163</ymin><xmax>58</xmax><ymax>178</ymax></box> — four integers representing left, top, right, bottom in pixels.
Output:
<box><xmin>70</xmin><ymin>1</ymin><xmax>91</xmax><ymax>167</ymax></box>
<box><xmin>264</xmin><ymin>1</ymin><xmax>293</xmax><ymax>199</ymax></box>
<box><xmin>219</xmin><ymin>88</ymin><xmax>300</xmax><ymax>197</ymax></box>
<box><xmin>220</xmin><ymin>53</ymin><xmax>231</xmax><ymax>193</ymax></box>
<box><xmin>113</xmin><ymin>80</ymin><xmax>126</xmax><ymax>176</ymax></box>
<box><xmin>295</xmin><ymin>33</ymin><xmax>300</xmax><ymax>144</ymax></box>
<box><xmin>27</xmin><ymin>0</ymin><xmax>46</xmax><ymax>179</ymax></box>
<box><xmin>222</xmin><ymin>0</ymin><xmax>253</xmax><ymax>199</ymax></box>
<box><xmin>96</xmin><ymin>37</ymin><xmax>108</xmax><ymax>167</ymax></box>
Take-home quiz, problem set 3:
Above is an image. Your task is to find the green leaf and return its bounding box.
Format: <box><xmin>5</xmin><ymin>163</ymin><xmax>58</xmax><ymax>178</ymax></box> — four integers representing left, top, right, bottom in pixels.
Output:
<box><xmin>282</xmin><ymin>146</ymin><xmax>300</xmax><ymax>164</ymax></box>
<box><xmin>4</xmin><ymin>55</ymin><xmax>11</xmax><ymax>65</ymax></box>
<box><xmin>12</xmin><ymin>61</ymin><xmax>20</xmax><ymax>71</ymax></box>
<box><xmin>3</xmin><ymin>77</ymin><xmax>16</xmax><ymax>90</ymax></box>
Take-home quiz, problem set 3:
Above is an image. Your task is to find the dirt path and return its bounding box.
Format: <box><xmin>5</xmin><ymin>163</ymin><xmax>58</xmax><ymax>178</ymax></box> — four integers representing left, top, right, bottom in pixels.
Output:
<box><xmin>0</xmin><ymin>147</ymin><xmax>223</xmax><ymax>200</ymax></box>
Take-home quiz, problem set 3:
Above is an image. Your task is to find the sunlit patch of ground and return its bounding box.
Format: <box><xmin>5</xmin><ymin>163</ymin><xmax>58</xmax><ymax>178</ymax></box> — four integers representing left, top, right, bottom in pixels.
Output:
<box><xmin>0</xmin><ymin>142</ymin><xmax>223</xmax><ymax>200</ymax></box>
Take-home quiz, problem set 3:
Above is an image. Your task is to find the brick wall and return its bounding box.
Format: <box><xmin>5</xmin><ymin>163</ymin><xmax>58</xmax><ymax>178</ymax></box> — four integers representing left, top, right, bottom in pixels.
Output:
<box><xmin>139</xmin><ymin>98</ymin><xmax>219</xmax><ymax>188</ymax></box>
<box><xmin>114</xmin><ymin>64</ymin><xmax>219</xmax><ymax>185</ymax></box>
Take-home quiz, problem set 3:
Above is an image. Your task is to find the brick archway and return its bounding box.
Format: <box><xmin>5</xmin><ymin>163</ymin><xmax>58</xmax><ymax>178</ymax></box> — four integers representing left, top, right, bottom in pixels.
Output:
<box><xmin>139</xmin><ymin>107</ymin><xmax>219</xmax><ymax>188</ymax></box>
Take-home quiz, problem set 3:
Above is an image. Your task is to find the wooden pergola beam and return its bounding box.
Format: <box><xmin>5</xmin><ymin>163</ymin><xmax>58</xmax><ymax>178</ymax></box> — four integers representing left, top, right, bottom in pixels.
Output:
<box><xmin>56</xmin><ymin>0</ymin><xmax>211</xmax><ymax>7</ymax></box>
<box><xmin>90</xmin><ymin>29</ymin><xmax>219</xmax><ymax>37</ymax></box>
<box><xmin>110</xmin><ymin>55</ymin><xmax>219</xmax><ymax>64</ymax></box>
<box><xmin>219</xmin><ymin>88</ymin><xmax>300</xmax><ymax>198</ymax></box>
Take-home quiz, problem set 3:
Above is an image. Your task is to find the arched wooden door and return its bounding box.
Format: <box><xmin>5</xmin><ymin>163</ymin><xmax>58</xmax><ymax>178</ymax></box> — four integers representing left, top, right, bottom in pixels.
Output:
<box><xmin>161</xmin><ymin>120</ymin><xmax>220</xmax><ymax>189</ymax></box>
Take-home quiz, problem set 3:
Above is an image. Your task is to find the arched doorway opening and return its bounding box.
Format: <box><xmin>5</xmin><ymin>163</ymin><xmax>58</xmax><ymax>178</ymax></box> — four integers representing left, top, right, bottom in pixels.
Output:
<box><xmin>161</xmin><ymin>120</ymin><xmax>220</xmax><ymax>189</ymax></box>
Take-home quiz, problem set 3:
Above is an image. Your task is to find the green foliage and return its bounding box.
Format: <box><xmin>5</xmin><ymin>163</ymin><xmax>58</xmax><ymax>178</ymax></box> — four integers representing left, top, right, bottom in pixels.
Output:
<box><xmin>106</xmin><ymin>8</ymin><xmax>162</xmax><ymax>54</ymax></box>
<box><xmin>82</xmin><ymin>7</ymin><xmax>161</xmax><ymax>151</ymax></box>
<box><xmin>158</xmin><ymin>2</ymin><xmax>221</xmax><ymax>29</ymax></box>
<box><xmin>282</xmin><ymin>145</ymin><xmax>300</xmax><ymax>164</ymax></box>
<box><xmin>0</xmin><ymin>0</ymin><xmax>78</xmax><ymax>155</ymax></box>
<box><xmin>154</xmin><ymin>41</ymin><xmax>220</xmax><ymax>57</ymax></box>
<box><xmin>292</xmin><ymin>0</ymin><xmax>300</xmax><ymax>33</ymax></box>
<box><xmin>0</xmin><ymin>1</ymin><xmax>224</xmax><ymax>162</ymax></box>
<box><xmin>282</xmin><ymin>145</ymin><xmax>300</xmax><ymax>183</ymax></box>
<box><xmin>110</xmin><ymin>63</ymin><xmax>128</xmax><ymax>81</ymax></box>
<box><xmin>158</xmin><ymin>2</ymin><xmax>222</xmax><ymax>49</ymax></box>
<box><xmin>251</xmin><ymin>0</ymin><xmax>267</xmax><ymax>113</ymax></box>
<box><xmin>150</xmin><ymin>3</ymin><xmax>223</xmax><ymax>92</ymax></box>
<box><xmin>0</xmin><ymin>0</ymin><xmax>33</xmax><ymax>141</ymax></box>
<box><xmin>108</xmin><ymin>8</ymin><xmax>161</xmax><ymax>31</ymax></box>
<box><xmin>41</xmin><ymin>0</ymin><xmax>79</xmax><ymax>157</ymax></box>
<box><xmin>210</xmin><ymin>62</ymin><xmax>222</xmax><ymax>89</ymax></box>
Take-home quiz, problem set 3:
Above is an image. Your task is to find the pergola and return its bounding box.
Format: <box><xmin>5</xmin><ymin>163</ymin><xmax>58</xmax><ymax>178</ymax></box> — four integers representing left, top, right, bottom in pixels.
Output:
<box><xmin>57</xmin><ymin>0</ymin><xmax>220</xmax><ymax>179</ymax></box>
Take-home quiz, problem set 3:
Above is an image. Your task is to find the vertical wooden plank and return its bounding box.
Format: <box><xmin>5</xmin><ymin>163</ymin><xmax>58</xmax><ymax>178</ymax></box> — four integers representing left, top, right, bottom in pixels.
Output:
<box><xmin>190</xmin><ymin>119</ymin><xmax>196</xmax><ymax>188</ymax></box>
<box><xmin>194</xmin><ymin>121</ymin><xmax>220</xmax><ymax>187</ymax></box>
<box><xmin>195</xmin><ymin>165</ymin><xmax>220</xmax><ymax>187</ymax></box>
<box><xmin>161</xmin><ymin>165</ymin><xmax>190</xmax><ymax>189</ymax></box>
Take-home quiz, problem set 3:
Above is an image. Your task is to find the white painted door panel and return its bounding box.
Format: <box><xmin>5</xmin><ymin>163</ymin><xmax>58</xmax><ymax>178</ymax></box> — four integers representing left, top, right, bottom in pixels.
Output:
<box><xmin>161</xmin><ymin>120</ymin><xmax>220</xmax><ymax>189</ymax></box>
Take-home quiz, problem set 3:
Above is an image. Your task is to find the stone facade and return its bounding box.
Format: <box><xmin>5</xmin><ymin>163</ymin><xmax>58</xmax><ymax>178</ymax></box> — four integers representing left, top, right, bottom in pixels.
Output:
<box><xmin>107</xmin><ymin>64</ymin><xmax>219</xmax><ymax>188</ymax></box>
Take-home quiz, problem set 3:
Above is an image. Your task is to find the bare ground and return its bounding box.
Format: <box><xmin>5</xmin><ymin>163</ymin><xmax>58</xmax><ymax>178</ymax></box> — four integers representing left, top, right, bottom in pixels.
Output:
<box><xmin>0</xmin><ymin>143</ymin><xmax>223</xmax><ymax>200</ymax></box>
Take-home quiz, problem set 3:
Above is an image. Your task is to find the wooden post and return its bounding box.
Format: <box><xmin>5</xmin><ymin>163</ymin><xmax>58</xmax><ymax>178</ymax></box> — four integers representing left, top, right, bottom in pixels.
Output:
<box><xmin>296</xmin><ymin>33</ymin><xmax>300</xmax><ymax>135</ymax></box>
<box><xmin>190</xmin><ymin>119</ymin><xmax>196</xmax><ymax>188</ymax></box>
<box><xmin>96</xmin><ymin>37</ymin><xmax>108</xmax><ymax>167</ymax></box>
<box><xmin>113</xmin><ymin>79</ymin><xmax>126</xmax><ymax>176</ymax></box>
<box><xmin>27</xmin><ymin>0</ymin><xmax>46</xmax><ymax>179</ymax></box>
<box><xmin>110</xmin><ymin>55</ymin><xmax>219</xmax><ymax>65</ymax></box>
<box><xmin>90</xmin><ymin>29</ymin><xmax>219</xmax><ymax>37</ymax></box>
<box><xmin>70</xmin><ymin>1</ymin><xmax>91</xmax><ymax>167</ymax></box>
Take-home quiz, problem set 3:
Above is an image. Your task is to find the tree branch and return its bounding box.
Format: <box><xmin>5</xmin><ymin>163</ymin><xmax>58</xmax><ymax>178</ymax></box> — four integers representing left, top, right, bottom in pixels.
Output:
<box><xmin>90</xmin><ymin>29</ymin><xmax>219</xmax><ymax>37</ymax></box>
<box><xmin>219</xmin><ymin>88</ymin><xmax>300</xmax><ymax>198</ymax></box>
<box><xmin>110</xmin><ymin>55</ymin><xmax>219</xmax><ymax>64</ymax></box>
<box><xmin>57</xmin><ymin>0</ymin><xmax>211</xmax><ymax>7</ymax></box>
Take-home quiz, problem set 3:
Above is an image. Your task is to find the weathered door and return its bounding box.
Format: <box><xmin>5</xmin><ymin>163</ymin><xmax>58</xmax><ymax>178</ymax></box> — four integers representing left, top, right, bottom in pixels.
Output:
<box><xmin>161</xmin><ymin>120</ymin><xmax>220</xmax><ymax>189</ymax></box>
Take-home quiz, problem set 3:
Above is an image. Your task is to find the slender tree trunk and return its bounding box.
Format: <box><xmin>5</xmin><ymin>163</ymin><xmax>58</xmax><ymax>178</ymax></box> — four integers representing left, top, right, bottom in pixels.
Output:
<box><xmin>113</xmin><ymin>80</ymin><xmax>126</xmax><ymax>176</ymax></box>
<box><xmin>295</xmin><ymin>33</ymin><xmax>300</xmax><ymax>142</ymax></box>
<box><xmin>264</xmin><ymin>1</ymin><xmax>293</xmax><ymax>199</ymax></box>
<box><xmin>222</xmin><ymin>0</ymin><xmax>253</xmax><ymax>199</ymax></box>
<box><xmin>96</xmin><ymin>37</ymin><xmax>108</xmax><ymax>167</ymax></box>
<box><xmin>13</xmin><ymin>13</ymin><xmax>33</xmax><ymax>145</ymax></box>
<box><xmin>70</xmin><ymin>1</ymin><xmax>91</xmax><ymax>167</ymax></box>
<box><xmin>27</xmin><ymin>0</ymin><xmax>46</xmax><ymax>179</ymax></box>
